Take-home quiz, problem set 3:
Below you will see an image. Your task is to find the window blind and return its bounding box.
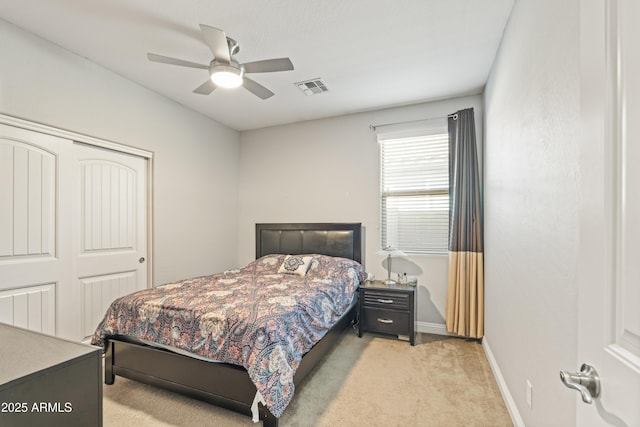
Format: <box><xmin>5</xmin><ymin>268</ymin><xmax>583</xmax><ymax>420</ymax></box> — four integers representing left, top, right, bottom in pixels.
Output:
<box><xmin>379</xmin><ymin>131</ymin><xmax>449</xmax><ymax>254</ymax></box>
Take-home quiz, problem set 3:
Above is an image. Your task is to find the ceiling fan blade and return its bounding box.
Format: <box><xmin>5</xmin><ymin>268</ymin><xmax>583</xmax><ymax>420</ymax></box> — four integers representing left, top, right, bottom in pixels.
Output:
<box><xmin>193</xmin><ymin>79</ymin><xmax>217</xmax><ymax>95</ymax></box>
<box><xmin>147</xmin><ymin>53</ymin><xmax>209</xmax><ymax>69</ymax></box>
<box><xmin>199</xmin><ymin>24</ymin><xmax>230</xmax><ymax>64</ymax></box>
<box><xmin>243</xmin><ymin>58</ymin><xmax>294</xmax><ymax>73</ymax></box>
<box><xmin>243</xmin><ymin>77</ymin><xmax>275</xmax><ymax>100</ymax></box>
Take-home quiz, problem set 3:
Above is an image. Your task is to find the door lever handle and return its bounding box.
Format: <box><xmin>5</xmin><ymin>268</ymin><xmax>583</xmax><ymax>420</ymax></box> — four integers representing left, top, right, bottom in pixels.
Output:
<box><xmin>559</xmin><ymin>364</ymin><xmax>601</xmax><ymax>404</ymax></box>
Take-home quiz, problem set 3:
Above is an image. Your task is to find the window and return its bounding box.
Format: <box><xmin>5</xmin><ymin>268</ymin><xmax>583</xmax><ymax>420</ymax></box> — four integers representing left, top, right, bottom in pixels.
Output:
<box><xmin>378</xmin><ymin>122</ymin><xmax>449</xmax><ymax>254</ymax></box>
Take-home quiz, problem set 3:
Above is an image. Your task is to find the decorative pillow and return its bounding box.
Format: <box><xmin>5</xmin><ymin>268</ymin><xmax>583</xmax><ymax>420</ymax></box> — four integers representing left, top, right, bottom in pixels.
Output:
<box><xmin>277</xmin><ymin>255</ymin><xmax>314</xmax><ymax>276</ymax></box>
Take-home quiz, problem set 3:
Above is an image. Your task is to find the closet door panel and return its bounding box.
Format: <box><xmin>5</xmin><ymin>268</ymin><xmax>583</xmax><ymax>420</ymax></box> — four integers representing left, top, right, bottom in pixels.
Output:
<box><xmin>0</xmin><ymin>138</ymin><xmax>56</xmax><ymax>259</ymax></box>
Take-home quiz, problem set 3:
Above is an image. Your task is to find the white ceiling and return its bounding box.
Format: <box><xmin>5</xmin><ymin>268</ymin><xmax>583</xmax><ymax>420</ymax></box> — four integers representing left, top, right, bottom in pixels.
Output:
<box><xmin>0</xmin><ymin>0</ymin><xmax>513</xmax><ymax>131</ymax></box>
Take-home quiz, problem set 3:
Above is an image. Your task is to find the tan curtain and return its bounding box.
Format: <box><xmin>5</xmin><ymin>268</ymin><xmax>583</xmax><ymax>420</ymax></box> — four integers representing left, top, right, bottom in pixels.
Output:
<box><xmin>446</xmin><ymin>108</ymin><xmax>484</xmax><ymax>339</ymax></box>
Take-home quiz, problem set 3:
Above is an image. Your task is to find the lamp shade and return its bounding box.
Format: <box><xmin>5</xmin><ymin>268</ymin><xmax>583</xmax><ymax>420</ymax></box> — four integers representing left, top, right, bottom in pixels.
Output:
<box><xmin>377</xmin><ymin>246</ymin><xmax>406</xmax><ymax>257</ymax></box>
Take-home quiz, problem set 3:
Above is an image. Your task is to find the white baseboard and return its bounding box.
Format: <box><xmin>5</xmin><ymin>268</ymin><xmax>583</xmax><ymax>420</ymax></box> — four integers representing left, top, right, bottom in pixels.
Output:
<box><xmin>416</xmin><ymin>321</ymin><xmax>451</xmax><ymax>336</ymax></box>
<box><xmin>482</xmin><ymin>337</ymin><xmax>525</xmax><ymax>427</ymax></box>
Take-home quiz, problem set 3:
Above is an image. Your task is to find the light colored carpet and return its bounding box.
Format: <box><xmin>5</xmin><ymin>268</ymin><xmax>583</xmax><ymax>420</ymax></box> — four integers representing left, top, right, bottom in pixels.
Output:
<box><xmin>103</xmin><ymin>330</ymin><xmax>513</xmax><ymax>427</ymax></box>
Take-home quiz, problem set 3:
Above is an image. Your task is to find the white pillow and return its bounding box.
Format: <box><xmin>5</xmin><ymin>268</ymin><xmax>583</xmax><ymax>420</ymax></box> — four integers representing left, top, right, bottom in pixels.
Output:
<box><xmin>277</xmin><ymin>255</ymin><xmax>313</xmax><ymax>276</ymax></box>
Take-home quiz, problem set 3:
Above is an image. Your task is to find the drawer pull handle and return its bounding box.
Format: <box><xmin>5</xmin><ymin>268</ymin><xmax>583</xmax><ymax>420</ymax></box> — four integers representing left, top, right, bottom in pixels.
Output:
<box><xmin>377</xmin><ymin>318</ymin><xmax>394</xmax><ymax>324</ymax></box>
<box><xmin>377</xmin><ymin>299</ymin><xmax>394</xmax><ymax>304</ymax></box>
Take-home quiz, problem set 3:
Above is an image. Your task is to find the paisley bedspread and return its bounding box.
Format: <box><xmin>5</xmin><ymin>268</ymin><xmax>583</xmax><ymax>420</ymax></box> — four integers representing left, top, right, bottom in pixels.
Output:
<box><xmin>91</xmin><ymin>254</ymin><xmax>364</xmax><ymax>418</ymax></box>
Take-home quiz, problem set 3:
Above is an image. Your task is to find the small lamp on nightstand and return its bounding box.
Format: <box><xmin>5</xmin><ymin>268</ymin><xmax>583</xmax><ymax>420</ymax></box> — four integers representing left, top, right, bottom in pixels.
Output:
<box><xmin>378</xmin><ymin>246</ymin><xmax>406</xmax><ymax>285</ymax></box>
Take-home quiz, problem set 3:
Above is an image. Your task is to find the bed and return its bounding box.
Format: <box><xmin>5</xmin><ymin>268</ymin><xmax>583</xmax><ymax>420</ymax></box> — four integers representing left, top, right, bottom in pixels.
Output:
<box><xmin>93</xmin><ymin>222</ymin><xmax>363</xmax><ymax>426</ymax></box>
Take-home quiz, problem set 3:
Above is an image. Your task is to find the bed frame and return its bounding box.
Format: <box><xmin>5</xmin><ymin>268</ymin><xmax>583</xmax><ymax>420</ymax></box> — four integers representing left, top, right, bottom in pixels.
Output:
<box><xmin>103</xmin><ymin>222</ymin><xmax>362</xmax><ymax>427</ymax></box>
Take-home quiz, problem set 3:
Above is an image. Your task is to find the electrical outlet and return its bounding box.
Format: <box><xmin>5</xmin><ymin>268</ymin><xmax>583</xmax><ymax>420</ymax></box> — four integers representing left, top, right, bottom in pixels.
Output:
<box><xmin>526</xmin><ymin>380</ymin><xmax>533</xmax><ymax>409</ymax></box>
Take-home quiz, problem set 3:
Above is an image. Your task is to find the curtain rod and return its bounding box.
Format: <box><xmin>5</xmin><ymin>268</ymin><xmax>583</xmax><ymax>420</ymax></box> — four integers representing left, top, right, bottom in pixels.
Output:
<box><xmin>369</xmin><ymin>113</ymin><xmax>458</xmax><ymax>131</ymax></box>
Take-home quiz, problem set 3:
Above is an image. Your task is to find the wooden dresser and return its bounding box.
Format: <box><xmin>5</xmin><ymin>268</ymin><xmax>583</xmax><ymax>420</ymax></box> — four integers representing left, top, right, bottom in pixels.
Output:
<box><xmin>0</xmin><ymin>323</ymin><xmax>102</xmax><ymax>427</ymax></box>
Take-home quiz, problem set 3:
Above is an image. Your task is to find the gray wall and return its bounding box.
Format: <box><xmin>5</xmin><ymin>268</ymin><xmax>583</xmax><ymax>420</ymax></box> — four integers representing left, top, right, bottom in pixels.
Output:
<box><xmin>239</xmin><ymin>95</ymin><xmax>482</xmax><ymax>329</ymax></box>
<box><xmin>0</xmin><ymin>18</ymin><xmax>240</xmax><ymax>284</ymax></box>
<box><xmin>483</xmin><ymin>0</ymin><xmax>580</xmax><ymax>425</ymax></box>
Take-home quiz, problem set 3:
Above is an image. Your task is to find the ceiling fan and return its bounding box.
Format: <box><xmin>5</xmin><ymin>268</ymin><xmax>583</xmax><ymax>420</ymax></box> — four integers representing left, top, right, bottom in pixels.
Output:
<box><xmin>147</xmin><ymin>25</ymin><xmax>294</xmax><ymax>100</ymax></box>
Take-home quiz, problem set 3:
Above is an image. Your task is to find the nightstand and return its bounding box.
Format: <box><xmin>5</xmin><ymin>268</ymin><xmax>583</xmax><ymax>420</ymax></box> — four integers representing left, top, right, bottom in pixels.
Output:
<box><xmin>358</xmin><ymin>280</ymin><xmax>416</xmax><ymax>346</ymax></box>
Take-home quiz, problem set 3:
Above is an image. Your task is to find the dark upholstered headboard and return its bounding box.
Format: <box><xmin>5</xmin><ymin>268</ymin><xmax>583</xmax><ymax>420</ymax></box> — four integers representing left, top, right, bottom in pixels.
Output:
<box><xmin>255</xmin><ymin>223</ymin><xmax>362</xmax><ymax>264</ymax></box>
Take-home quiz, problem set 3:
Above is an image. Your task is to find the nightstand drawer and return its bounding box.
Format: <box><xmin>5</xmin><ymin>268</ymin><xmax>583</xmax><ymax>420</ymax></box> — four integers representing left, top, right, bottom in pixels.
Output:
<box><xmin>363</xmin><ymin>290</ymin><xmax>410</xmax><ymax>310</ymax></box>
<box><xmin>362</xmin><ymin>307</ymin><xmax>410</xmax><ymax>335</ymax></box>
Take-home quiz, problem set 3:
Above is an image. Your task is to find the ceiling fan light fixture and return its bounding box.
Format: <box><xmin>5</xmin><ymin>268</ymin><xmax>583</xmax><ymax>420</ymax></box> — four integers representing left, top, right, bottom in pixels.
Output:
<box><xmin>210</xmin><ymin>64</ymin><xmax>243</xmax><ymax>88</ymax></box>
<box><xmin>148</xmin><ymin>25</ymin><xmax>293</xmax><ymax>98</ymax></box>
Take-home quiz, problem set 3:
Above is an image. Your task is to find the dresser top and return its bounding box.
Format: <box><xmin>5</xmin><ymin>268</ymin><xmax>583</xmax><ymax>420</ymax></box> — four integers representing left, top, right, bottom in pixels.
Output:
<box><xmin>0</xmin><ymin>323</ymin><xmax>100</xmax><ymax>385</ymax></box>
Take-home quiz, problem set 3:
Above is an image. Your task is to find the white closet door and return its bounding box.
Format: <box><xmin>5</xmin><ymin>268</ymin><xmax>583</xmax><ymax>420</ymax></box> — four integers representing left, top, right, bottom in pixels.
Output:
<box><xmin>73</xmin><ymin>143</ymin><xmax>147</xmax><ymax>340</ymax></box>
<box><xmin>0</xmin><ymin>124</ymin><xmax>72</xmax><ymax>335</ymax></box>
<box><xmin>0</xmin><ymin>123</ymin><xmax>148</xmax><ymax>341</ymax></box>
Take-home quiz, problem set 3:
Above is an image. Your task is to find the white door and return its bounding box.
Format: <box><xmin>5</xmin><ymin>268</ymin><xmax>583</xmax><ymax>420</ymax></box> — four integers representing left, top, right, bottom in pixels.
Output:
<box><xmin>72</xmin><ymin>142</ymin><xmax>148</xmax><ymax>340</ymax></box>
<box><xmin>0</xmin><ymin>124</ymin><xmax>72</xmax><ymax>335</ymax></box>
<box><xmin>0</xmin><ymin>123</ymin><xmax>148</xmax><ymax>341</ymax></box>
<box><xmin>575</xmin><ymin>0</ymin><xmax>640</xmax><ymax>425</ymax></box>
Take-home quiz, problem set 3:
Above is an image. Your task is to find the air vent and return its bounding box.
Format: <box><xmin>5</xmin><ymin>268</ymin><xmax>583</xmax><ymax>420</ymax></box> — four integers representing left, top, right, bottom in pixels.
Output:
<box><xmin>295</xmin><ymin>78</ymin><xmax>328</xmax><ymax>96</ymax></box>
